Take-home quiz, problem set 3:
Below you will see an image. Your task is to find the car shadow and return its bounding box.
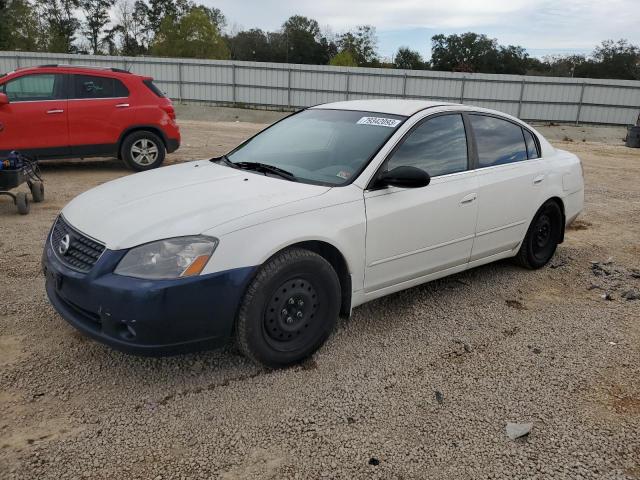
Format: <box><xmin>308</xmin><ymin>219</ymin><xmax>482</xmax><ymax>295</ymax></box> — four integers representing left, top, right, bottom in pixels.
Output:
<box><xmin>37</xmin><ymin>157</ymin><xmax>128</xmax><ymax>172</ymax></box>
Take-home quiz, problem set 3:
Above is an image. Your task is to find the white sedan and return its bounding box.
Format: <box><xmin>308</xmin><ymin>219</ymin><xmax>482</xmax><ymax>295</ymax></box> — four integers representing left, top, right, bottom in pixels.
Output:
<box><xmin>42</xmin><ymin>100</ymin><xmax>584</xmax><ymax>367</ymax></box>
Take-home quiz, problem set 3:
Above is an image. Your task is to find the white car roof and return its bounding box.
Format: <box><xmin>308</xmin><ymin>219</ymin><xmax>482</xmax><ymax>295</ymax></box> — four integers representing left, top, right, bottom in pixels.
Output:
<box><xmin>311</xmin><ymin>99</ymin><xmax>456</xmax><ymax>117</ymax></box>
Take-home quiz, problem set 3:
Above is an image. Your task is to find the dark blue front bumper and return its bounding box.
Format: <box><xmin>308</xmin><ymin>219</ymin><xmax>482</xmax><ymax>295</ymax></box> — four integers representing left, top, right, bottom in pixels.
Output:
<box><xmin>42</xmin><ymin>239</ymin><xmax>256</xmax><ymax>356</ymax></box>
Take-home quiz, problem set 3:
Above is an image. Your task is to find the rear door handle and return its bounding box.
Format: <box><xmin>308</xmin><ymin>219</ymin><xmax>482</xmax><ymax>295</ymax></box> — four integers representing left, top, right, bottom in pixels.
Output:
<box><xmin>533</xmin><ymin>174</ymin><xmax>545</xmax><ymax>184</ymax></box>
<box><xmin>460</xmin><ymin>193</ymin><xmax>477</xmax><ymax>205</ymax></box>
<box><xmin>115</xmin><ymin>103</ymin><xmax>130</xmax><ymax>108</ymax></box>
<box><xmin>46</xmin><ymin>109</ymin><xmax>64</xmax><ymax>114</ymax></box>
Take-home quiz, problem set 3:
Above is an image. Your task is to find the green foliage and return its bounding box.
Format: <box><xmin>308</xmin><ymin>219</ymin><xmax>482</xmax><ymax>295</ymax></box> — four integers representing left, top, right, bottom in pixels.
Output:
<box><xmin>393</xmin><ymin>47</ymin><xmax>425</xmax><ymax>70</ymax></box>
<box><xmin>81</xmin><ymin>0</ymin><xmax>116</xmax><ymax>54</ymax></box>
<box><xmin>33</xmin><ymin>0</ymin><xmax>82</xmax><ymax>53</ymax></box>
<box><xmin>0</xmin><ymin>0</ymin><xmax>41</xmax><ymax>51</ymax></box>
<box><xmin>337</xmin><ymin>25</ymin><xmax>378</xmax><ymax>66</ymax></box>
<box><xmin>431</xmin><ymin>32</ymin><xmax>535</xmax><ymax>75</ymax></box>
<box><xmin>329</xmin><ymin>50</ymin><xmax>357</xmax><ymax>67</ymax></box>
<box><xmin>151</xmin><ymin>7</ymin><xmax>229</xmax><ymax>59</ymax></box>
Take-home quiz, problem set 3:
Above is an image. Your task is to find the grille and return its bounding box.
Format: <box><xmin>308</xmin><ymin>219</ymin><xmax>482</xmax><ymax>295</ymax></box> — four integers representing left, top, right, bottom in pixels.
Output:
<box><xmin>51</xmin><ymin>216</ymin><xmax>105</xmax><ymax>273</ymax></box>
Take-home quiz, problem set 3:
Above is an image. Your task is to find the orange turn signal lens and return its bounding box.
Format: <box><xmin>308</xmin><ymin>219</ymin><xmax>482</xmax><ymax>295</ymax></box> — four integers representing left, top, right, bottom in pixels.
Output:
<box><xmin>180</xmin><ymin>255</ymin><xmax>211</xmax><ymax>277</ymax></box>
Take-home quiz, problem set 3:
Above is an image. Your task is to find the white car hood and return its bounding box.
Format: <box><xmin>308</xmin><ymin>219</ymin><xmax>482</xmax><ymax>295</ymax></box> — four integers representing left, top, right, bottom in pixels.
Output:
<box><xmin>62</xmin><ymin>161</ymin><xmax>331</xmax><ymax>250</ymax></box>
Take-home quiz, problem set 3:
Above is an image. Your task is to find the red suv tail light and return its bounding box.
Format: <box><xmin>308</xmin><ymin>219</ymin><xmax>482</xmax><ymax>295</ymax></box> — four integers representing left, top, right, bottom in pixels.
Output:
<box><xmin>161</xmin><ymin>104</ymin><xmax>176</xmax><ymax>120</ymax></box>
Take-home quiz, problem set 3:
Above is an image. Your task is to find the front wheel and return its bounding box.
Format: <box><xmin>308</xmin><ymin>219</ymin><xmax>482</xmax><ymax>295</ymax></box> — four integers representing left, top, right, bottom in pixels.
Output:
<box><xmin>121</xmin><ymin>131</ymin><xmax>166</xmax><ymax>171</ymax></box>
<box><xmin>236</xmin><ymin>248</ymin><xmax>341</xmax><ymax>368</ymax></box>
<box><xmin>515</xmin><ymin>200</ymin><xmax>563</xmax><ymax>269</ymax></box>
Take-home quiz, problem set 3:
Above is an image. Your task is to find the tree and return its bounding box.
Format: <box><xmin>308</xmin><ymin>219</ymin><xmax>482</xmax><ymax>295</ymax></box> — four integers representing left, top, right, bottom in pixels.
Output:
<box><xmin>329</xmin><ymin>50</ymin><xmax>357</xmax><ymax>67</ymax></box>
<box><xmin>580</xmin><ymin>39</ymin><xmax>640</xmax><ymax>80</ymax></box>
<box><xmin>431</xmin><ymin>32</ymin><xmax>499</xmax><ymax>73</ymax></box>
<box><xmin>495</xmin><ymin>45</ymin><xmax>530</xmax><ymax>75</ymax></box>
<box><xmin>394</xmin><ymin>47</ymin><xmax>425</xmax><ymax>70</ymax></box>
<box><xmin>337</xmin><ymin>25</ymin><xmax>378</xmax><ymax>66</ymax></box>
<box><xmin>34</xmin><ymin>0</ymin><xmax>81</xmax><ymax>53</ymax></box>
<box><xmin>279</xmin><ymin>15</ymin><xmax>335</xmax><ymax>64</ymax></box>
<box><xmin>0</xmin><ymin>0</ymin><xmax>41</xmax><ymax>51</ymax></box>
<box><xmin>228</xmin><ymin>28</ymin><xmax>272</xmax><ymax>61</ymax></box>
<box><xmin>111</xmin><ymin>0</ymin><xmax>152</xmax><ymax>55</ymax></box>
<box><xmin>81</xmin><ymin>0</ymin><xmax>116</xmax><ymax>54</ymax></box>
<box><xmin>151</xmin><ymin>7</ymin><xmax>229</xmax><ymax>59</ymax></box>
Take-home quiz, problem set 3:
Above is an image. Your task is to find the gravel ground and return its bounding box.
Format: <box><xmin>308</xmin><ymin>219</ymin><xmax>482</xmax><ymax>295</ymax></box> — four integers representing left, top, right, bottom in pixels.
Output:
<box><xmin>1</xmin><ymin>116</ymin><xmax>639</xmax><ymax>479</ymax></box>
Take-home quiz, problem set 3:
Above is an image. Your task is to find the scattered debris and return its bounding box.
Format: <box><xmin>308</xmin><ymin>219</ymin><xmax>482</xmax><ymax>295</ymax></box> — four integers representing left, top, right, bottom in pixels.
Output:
<box><xmin>506</xmin><ymin>422</ymin><xmax>533</xmax><ymax>440</ymax></box>
<box><xmin>529</xmin><ymin>346</ymin><xmax>542</xmax><ymax>354</ymax></box>
<box><xmin>435</xmin><ymin>390</ymin><xmax>444</xmax><ymax>405</ymax></box>
<box><xmin>453</xmin><ymin>339</ymin><xmax>472</xmax><ymax>353</ymax></box>
<box><xmin>506</xmin><ymin>299</ymin><xmax>527</xmax><ymax>310</ymax></box>
<box><xmin>503</xmin><ymin>326</ymin><xmax>520</xmax><ymax>337</ymax></box>
<box><xmin>550</xmin><ymin>259</ymin><xmax>567</xmax><ymax>269</ymax></box>
<box><xmin>622</xmin><ymin>289</ymin><xmax>640</xmax><ymax>301</ymax></box>
<box><xmin>347</xmin><ymin>417</ymin><xmax>355</xmax><ymax>425</ymax></box>
<box><xmin>368</xmin><ymin>457</ymin><xmax>380</xmax><ymax>466</ymax></box>
<box><xmin>601</xmin><ymin>292</ymin><xmax>613</xmax><ymax>301</ymax></box>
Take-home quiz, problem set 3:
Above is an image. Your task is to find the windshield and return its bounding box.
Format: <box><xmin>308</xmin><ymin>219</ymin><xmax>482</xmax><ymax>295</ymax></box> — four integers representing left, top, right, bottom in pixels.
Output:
<box><xmin>226</xmin><ymin>109</ymin><xmax>406</xmax><ymax>185</ymax></box>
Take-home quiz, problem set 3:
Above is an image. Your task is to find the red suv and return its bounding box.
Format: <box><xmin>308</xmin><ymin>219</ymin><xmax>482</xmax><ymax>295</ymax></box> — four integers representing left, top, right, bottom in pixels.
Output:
<box><xmin>0</xmin><ymin>65</ymin><xmax>180</xmax><ymax>171</ymax></box>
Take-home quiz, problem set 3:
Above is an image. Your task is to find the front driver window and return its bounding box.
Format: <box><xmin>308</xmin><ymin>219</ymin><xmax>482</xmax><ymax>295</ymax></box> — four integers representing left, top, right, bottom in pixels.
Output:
<box><xmin>386</xmin><ymin>114</ymin><xmax>468</xmax><ymax>177</ymax></box>
<box><xmin>3</xmin><ymin>74</ymin><xmax>63</xmax><ymax>102</ymax></box>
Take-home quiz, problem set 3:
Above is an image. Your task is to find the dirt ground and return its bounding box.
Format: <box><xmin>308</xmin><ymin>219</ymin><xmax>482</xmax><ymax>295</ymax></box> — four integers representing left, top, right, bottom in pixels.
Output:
<box><xmin>1</xmin><ymin>115</ymin><xmax>639</xmax><ymax>479</ymax></box>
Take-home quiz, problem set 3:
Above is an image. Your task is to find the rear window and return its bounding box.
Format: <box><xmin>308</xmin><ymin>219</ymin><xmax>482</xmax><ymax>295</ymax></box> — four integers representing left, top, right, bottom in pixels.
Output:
<box><xmin>143</xmin><ymin>79</ymin><xmax>165</xmax><ymax>98</ymax></box>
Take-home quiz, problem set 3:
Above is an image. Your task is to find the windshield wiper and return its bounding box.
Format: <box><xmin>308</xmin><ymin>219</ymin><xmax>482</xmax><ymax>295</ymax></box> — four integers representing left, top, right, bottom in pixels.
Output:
<box><xmin>232</xmin><ymin>161</ymin><xmax>298</xmax><ymax>182</ymax></box>
<box><xmin>211</xmin><ymin>155</ymin><xmax>235</xmax><ymax>167</ymax></box>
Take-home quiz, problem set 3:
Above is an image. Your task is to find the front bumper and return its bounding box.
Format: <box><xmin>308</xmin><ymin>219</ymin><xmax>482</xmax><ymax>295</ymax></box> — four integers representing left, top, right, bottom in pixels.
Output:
<box><xmin>42</xmin><ymin>238</ymin><xmax>255</xmax><ymax>356</ymax></box>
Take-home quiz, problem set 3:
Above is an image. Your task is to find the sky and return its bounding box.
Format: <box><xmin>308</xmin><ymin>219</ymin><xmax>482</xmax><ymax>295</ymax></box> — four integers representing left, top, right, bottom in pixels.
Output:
<box><xmin>209</xmin><ymin>0</ymin><xmax>640</xmax><ymax>61</ymax></box>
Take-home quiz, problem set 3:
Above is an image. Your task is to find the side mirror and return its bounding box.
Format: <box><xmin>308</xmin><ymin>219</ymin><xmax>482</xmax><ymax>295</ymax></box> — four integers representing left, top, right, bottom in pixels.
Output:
<box><xmin>376</xmin><ymin>166</ymin><xmax>431</xmax><ymax>189</ymax></box>
<box><xmin>0</xmin><ymin>93</ymin><xmax>8</xmax><ymax>106</ymax></box>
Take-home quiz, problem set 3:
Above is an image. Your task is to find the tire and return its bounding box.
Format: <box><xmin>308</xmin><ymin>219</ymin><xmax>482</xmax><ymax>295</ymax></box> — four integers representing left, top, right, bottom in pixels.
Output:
<box><xmin>121</xmin><ymin>131</ymin><xmax>166</xmax><ymax>171</ymax></box>
<box><xmin>16</xmin><ymin>192</ymin><xmax>30</xmax><ymax>215</ymax></box>
<box><xmin>236</xmin><ymin>248</ymin><xmax>341</xmax><ymax>368</ymax></box>
<box><xmin>30</xmin><ymin>181</ymin><xmax>44</xmax><ymax>203</ymax></box>
<box><xmin>515</xmin><ymin>200</ymin><xmax>563</xmax><ymax>269</ymax></box>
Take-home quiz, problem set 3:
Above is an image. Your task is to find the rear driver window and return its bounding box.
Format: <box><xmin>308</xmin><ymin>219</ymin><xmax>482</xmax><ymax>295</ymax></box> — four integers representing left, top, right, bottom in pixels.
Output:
<box><xmin>72</xmin><ymin>75</ymin><xmax>129</xmax><ymax>99</ymax></box>
<box><xmin>470</xmin><ymin>115</ymin><xmax>528</xmax><ymax>167</ymax></box>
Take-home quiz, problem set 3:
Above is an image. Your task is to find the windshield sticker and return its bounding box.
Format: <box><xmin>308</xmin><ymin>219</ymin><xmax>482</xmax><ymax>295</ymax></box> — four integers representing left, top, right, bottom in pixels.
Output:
<box><xmin>336</xmin><ymin>170</ymin><xmax>352</xmax><ymax>180</ymax></box>
<box><xmin>356</xmin><ymin>116</ymin><xmax>402</xmax><ymax>128</ymax></box>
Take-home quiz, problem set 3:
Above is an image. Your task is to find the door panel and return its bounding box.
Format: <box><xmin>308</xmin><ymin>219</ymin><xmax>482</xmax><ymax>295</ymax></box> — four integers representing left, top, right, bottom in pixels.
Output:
<box><xmin>467</xmin><ymin>114</ymin><xmax>547</xmax><ymax>260</ymax></box>
<box><xmin>470</xmin><ymin>160</ymin><xmax>546</xmax><ymax>260</ymax></box>
<box><xmin>68</xmin><ymin>74</ymin><xmax>133</xmax><ymax>151</ymax></box>
<box><xmin>364</xmin><ymin>171</ymin><xmax>478</xmax><ymax>292</ymax></box>
<box><xmin>0</xmin><ymin>73</ymin><xmax>69</xmax><ymax>156</ymax></box>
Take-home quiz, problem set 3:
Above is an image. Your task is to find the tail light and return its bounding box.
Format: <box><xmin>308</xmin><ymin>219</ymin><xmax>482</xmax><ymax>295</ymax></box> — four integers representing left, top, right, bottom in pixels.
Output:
<box><xmin>161</xmin><ymin>104</ymin><xmax>176</xmax><ymax>120</ymax></box>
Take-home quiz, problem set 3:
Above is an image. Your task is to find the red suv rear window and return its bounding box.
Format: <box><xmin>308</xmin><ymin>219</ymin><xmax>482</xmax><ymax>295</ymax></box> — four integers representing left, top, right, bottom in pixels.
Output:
<box><xmin>143</xmin><ymin>79</ymin><xmax>165</xmax><ymax>98</ymax></box>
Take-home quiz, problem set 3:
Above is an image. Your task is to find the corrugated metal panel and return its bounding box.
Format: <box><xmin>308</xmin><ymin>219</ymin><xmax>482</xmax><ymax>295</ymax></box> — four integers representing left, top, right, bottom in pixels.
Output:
<box><xmin>1</xmin><ymin>51</ymin><xmax>639</xmax><ymax>124</ymax></box>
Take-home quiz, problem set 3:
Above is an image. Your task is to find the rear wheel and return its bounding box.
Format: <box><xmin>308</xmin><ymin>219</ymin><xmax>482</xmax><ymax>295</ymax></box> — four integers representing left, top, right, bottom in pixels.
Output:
<box><xmin>515</xmin><ymin>200</ymin><xmax>563</xmax><ymax>269</ymax></box>
<box><xmin>236</xmin><ymin>248</ymin><xmax>341</xmax><ymax>368</ymax></box>
<box><xmin>121</xmin><ymin>131</ymin><xmax>166</xmax><ymax>171</ymax></box>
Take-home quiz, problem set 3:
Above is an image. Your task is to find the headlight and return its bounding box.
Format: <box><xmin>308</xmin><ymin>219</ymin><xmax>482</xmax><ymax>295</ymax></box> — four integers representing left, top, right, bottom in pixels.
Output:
<box><xmin>114</xmin><ymin>236</ymin><xmax>218</xmax><ymax>280</ymax></box>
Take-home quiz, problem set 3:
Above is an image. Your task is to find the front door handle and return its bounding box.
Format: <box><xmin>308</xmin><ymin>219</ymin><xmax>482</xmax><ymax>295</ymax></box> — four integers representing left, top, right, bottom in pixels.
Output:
<box><xmin>460</xmin><ymin>193</ymin><xmax>477</xmax><ymax>205</ymax></box>
<box><xmin>46</xmin><ymin>109</ymin><xmax>64</xmax><ymax>114</ymax></box>
<box><xmin>115</xmin><ymin>103</ymin><xmax>130</xmax><ymax>108</ymax></box>
<box><xmin>533</xmin><ymin>174</ymin><xmax>545</xmax><ymax>184</ymax></box>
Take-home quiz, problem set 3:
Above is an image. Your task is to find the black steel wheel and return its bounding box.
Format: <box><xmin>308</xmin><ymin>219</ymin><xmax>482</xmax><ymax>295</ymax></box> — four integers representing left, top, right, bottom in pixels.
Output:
<box><xmin>515</xmin><ymin>200</ymin><xmax>563</xmax><ymax>269</ymax></box>
<box><xmin>236</xmin><ymin>248</ymin><xmax>341</xmax><ymax>368</ymax></box>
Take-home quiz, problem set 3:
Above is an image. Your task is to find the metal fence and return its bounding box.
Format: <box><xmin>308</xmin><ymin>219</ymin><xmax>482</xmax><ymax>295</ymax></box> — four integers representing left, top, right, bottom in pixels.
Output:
<box><xmin>2</xmin><ymin>51</ymin><xmax>640</xmax><ymax>125</ymax></box>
